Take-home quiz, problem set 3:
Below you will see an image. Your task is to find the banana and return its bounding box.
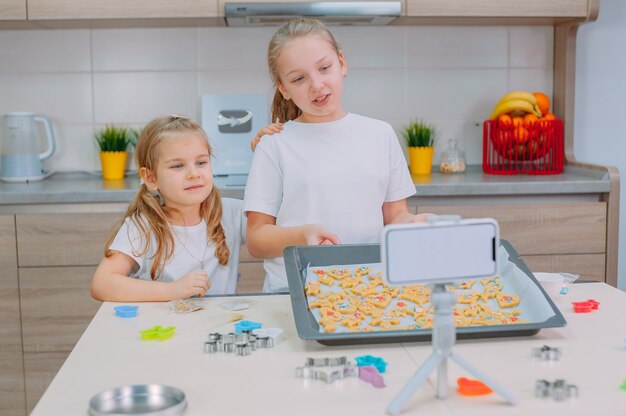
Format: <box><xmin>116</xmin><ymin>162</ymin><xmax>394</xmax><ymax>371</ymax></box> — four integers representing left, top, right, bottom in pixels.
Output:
<box><xmin>495</xmin><ymin>91</ymin><xmax>538</xmax><ymax>108</ymax></box>
<box><xmin>489</xmin><ymin>99</ymin><xmax>542</xmax><ymax>120</ymax></box>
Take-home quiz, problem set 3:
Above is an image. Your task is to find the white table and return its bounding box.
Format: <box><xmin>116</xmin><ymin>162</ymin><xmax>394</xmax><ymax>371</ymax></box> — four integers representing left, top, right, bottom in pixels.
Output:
<box><xmin>31</xmin><ymin>283</ymin><xmax>626</xmax><ymax>415</ymax></box>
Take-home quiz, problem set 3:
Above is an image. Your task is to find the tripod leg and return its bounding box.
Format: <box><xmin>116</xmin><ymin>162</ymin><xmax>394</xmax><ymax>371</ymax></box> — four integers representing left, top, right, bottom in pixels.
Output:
<box><xmin>449</xmin><ymin>352</ymin><xmax>518</xmax><ymax>405</ymax></box>
<box><xmin>386</xmin><ymin>352</ymin><xmax>443</xmax><ymax>416</ymax></box>
<box><xmin>437</xmin><ymin>356</ymin><xmax>448</xmax><ymax>399</ymax></box>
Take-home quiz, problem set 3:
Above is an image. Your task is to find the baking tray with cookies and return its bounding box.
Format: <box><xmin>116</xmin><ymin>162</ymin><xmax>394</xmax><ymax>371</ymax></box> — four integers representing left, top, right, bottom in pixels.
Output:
<box><xmin>283</xmin><ymin>240</ymin><xmax>566</xmax><ymax>346</ymax></box>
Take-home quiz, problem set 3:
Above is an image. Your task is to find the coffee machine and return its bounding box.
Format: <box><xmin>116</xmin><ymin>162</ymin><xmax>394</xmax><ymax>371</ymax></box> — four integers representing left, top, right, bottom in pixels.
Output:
<box><xmin>0</xmin><ymin>112</ymin><xmax>56</xmax><ymax>182</ymax></box>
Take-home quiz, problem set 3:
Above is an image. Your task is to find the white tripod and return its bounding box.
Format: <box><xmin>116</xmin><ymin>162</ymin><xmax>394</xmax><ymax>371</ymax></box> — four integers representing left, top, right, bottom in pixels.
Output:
<box><xmin>386</xmin><ymin>284</ymin><xmax>518</xmax><ymax>415</ymax></box>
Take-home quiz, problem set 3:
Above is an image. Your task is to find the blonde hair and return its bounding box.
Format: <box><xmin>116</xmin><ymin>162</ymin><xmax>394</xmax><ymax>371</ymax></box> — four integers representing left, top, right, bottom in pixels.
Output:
<box><xmin>104</xmin><ymin>115</ymin><xmax>230</xmax><ymax>280</ymax></box>
<box><xmin>268</xmin><ymin>18</ymin><xmax>341</xmax><ymax>123</ymax></box>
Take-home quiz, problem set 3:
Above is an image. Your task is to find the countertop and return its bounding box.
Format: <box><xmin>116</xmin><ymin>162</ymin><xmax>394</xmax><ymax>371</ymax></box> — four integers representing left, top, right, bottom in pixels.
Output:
<box><xmin>30</xmin><ymin>282</ymin><xmax>626</xmax><ymax>416</ymax></box>
<box><xmin>0</xmin><ymin>165</ymin><xmax>611</xmax><ymax>206</ymax></box>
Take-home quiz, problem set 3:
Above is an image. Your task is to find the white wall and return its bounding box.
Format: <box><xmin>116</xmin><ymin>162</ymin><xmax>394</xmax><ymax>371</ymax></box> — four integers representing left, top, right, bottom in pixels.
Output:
<box><xmin>576</xmin><ymin>0</ymin><xmax>626</xmax><ymax>290</ymax></box>
<box><xmin>0</xmin><ymin>25</ymin><xmax>552</xmax><ymax>173</ymax></box>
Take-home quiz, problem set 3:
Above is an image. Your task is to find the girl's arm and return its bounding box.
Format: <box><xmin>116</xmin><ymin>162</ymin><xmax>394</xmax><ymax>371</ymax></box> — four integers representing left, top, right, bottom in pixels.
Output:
<box><xmin>91</xmin><ymin>251</ymin><xmax>210</xmax><ymax>302</ymax></box>
<box><xmin>383</xmin><ymin>199</ymin><xmax>433</xmax><ymax>224</ymax></box>
<box><xmin>246</xmin><ymin>211</ymin><xmax>341</xmax><ymax>258</ymax></box>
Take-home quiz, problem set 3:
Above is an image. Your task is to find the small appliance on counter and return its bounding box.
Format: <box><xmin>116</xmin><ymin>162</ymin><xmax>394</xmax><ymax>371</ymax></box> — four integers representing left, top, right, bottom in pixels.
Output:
<box><xmin>0</xmin><ymin>112</ymin><xmax>56</xmax><ymax>182</ymax></box>
<box><xmin>201</xmin><ymin>94</ymin><xmax>269</xmax><ymax>186</ymax></box>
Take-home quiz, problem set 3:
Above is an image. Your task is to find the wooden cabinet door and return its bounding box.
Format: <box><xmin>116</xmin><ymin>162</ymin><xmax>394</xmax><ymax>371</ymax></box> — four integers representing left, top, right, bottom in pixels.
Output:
<box><xmin>28</xmin><ymin>0</ymin><xmax>218</xmax><ymax>20</ymax></box>
<box><xmin>23</xmin><ymin>351</ymin><xmax>67</xmax><ymax>414</ymax></box>
<box><xmin>0</xmin><ymin>0</ymin><xmax>26</xmax><ymax>20</ymax></box>
<box><xmin>406</xmin><ymin>0</ymin><xmax>589</xmax><ymax>17</ymax></box>
<box><xmin>415</xmin><ymin>202</ymin><xmax>606</xmax><ymax>255</ymax></box>
<box><xmin>20</xmin><ymin>266</ymin><xmax>101</xmax><ymax>353</ymax></box>
<box><xmin>415</xmin><ymin>202</ymin><xmax>607</xmax><ymax>281</ymax></box>
<box><xmin>16</xmin><ymin>213</ymin><xmax>121</xmax><ymax>267</ymax></box>
<box><xmin>0</xmin><ymin>216</ymin><xmax>25</xmax><ymax>415</ymax></box>
<box><xmin>237</xmin><ymin>244</ymin><xmax>265</xmax><ymax>294</ymax></box>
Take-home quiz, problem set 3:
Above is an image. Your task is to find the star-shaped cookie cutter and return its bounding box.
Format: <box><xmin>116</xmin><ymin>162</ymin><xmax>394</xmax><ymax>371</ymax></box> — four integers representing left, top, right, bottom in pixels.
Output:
<box><xmin>535</xmin><ymin>379</ymin><xmax>578</xmax><ymax>401</ymax></box>
<box><xmin>295</xmin><ymin>356</ymin><xmax>357</xmax><ymax>384</ymax></box>
<box><xmin>139</xmin><ymin>325</ymin><xmax>175</xmax><ymax>341</ymax></box>
<box><xmin>531</xmin><ymin>345</ymin><xmax>561</xmax><ymax>361</ymax></box>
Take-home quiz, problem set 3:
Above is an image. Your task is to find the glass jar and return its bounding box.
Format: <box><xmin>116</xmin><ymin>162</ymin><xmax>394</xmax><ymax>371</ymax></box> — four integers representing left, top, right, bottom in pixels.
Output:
<box><xmin>439</xmin><ymin>139</ymin><xmax>466</xmax><ymax>173</ymax></box>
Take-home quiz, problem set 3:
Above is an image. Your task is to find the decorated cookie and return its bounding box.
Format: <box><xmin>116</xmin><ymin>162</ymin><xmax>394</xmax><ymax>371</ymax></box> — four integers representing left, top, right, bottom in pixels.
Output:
<box><xmin>305</xmin><ymin>281</ymin><xmax>321</xmax><ymax>296</ymax></box>
<box><xmin>327</xmin><ymin>268</ymin><xmax>351</xmax><ymax>280</ymax></box>
<box><xmin>333</xmin><ymin>300</ymin><xmax>358</xmax><ymax>315</ymax></box>
<box><xmin>354</xmin><ymin>266</ymin><xmax>372</xmax><ymax>277</ymax></box>
<box><xmin>496</xmin><ymin>293</ymin><xmax>520</xmax><ymax>308</ymax></box>
<box><xmin>338</xmin><ymin>275</ymin><xmax>364</xmax><ymax>289</ymax></box>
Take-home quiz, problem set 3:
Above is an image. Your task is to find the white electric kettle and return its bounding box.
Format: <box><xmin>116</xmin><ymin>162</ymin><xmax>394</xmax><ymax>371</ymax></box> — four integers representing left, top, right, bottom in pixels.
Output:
<box><xmin>0</xmin><ymin>112</ymin><xmax>56</xmax><ymax>182</ymax></box>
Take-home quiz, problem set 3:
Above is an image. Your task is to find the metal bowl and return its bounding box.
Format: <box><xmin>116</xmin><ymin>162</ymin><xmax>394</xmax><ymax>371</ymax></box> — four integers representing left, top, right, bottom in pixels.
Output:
<box><xmin>88</xmin><ymin>384</ymin><xmax>186</xmax><ymax>415</ymax></box>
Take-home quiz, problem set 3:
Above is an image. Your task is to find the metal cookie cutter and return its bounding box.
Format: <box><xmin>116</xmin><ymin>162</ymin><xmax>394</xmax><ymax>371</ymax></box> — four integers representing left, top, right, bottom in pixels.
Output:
<box><xmin>535</xmin><ymin>379</ymin><xmax>578</xmax><ymax>401</ymax></box>
<box><xmin>295</xmin><ymin>356</ymin><xmax>357</xmax><ymax>384</ymax></box>
<box><xmin>531</xmin><ymin>345</ymin><xmax>561</xmax><ymax>361</ymax></box>
<box><xmin>204</xmin><ymin>332</ymin><xmax>274</xmax><ymax>355</ymax></box>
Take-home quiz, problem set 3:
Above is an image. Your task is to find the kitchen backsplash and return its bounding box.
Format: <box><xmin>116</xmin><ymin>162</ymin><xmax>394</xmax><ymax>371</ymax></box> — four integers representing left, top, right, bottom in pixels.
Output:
<box><xmin>0</xmin><ymin>25</ymin><xmax>552</xmax><ymax>173</ymax></box>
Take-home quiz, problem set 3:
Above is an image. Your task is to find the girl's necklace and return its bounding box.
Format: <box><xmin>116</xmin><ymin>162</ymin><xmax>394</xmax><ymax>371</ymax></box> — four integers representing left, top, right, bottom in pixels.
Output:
<box><xmin>174</xmin><ymin>228</ymin><xmax>210</xmax><ymax>270</ymax></box>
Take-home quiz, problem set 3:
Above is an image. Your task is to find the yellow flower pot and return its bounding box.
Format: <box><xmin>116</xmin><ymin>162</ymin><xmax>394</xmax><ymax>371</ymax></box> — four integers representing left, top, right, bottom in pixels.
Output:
<box><xmin>408</xmin><ymin>146</ymin><xmax>434</xmax><ymax>175</ymax></box>
<box><xmin>100</xmin><ymin>151</ymin><xmax>127</xmax><ymax>180</ymax></box>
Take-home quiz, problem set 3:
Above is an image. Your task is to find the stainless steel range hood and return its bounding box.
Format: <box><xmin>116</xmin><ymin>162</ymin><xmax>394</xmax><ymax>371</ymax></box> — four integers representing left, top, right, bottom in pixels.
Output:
<box><xmin>225</xmin><ymin>2</ymin><xmax>401</xmax><ymax>26</ymax></box>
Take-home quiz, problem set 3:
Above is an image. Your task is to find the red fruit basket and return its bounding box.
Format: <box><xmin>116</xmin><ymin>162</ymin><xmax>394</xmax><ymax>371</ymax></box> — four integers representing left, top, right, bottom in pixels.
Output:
<box><xmin>483</xmin><ymin>119</ymin><xmax>564</xmax><ymax>175</ymax></box>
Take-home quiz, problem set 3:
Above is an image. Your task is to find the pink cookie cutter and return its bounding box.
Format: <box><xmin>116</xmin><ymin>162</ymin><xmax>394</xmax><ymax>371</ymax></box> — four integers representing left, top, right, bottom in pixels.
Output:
<box><xmin>359</xmin><ymin>365</ymin><xmax>385</xmax><ymax>388</ymax></box>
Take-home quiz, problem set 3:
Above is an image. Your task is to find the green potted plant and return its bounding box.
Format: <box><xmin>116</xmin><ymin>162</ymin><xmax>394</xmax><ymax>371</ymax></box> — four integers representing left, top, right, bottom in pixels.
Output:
<box><xmin>401</xmin><ymin>119</ymin><xmax>436</xmax><ymax>175</ymax></box>
<box><xmin>95</xmin><ymin>124</ymin><xmax>132</xmax><ymax>180</ymax></box>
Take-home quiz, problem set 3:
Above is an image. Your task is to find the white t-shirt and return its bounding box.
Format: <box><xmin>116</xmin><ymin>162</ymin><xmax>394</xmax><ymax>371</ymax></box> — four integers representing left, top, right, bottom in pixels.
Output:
<box><xmin>244</xmin><ymin>113</ymin><xmax>416</xmax><ymax>293</ymax></box>
<box><xmin>110</xmin><ymin>198</ymin><xmax>246</xmax><ymax>295</ymax></box>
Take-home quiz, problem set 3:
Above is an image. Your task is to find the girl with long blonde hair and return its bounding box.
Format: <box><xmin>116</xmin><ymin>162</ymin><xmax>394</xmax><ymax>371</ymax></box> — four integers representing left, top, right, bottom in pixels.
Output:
<box><xmin>245</xmin><ymin>19</ymin><xmax>431</xmax><ymax>293</ymax></box>
<box><xmin>92</xmin><ymin>115</ymin><xmax>245</xmax><ymax>301</ymax></box>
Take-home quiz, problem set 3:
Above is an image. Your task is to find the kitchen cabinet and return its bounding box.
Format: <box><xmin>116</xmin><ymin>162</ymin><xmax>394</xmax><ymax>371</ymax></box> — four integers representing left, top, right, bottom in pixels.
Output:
<box><xmin>0</xmin><ymin>215</ymin><xmax>25</xmax><ymax>416</ymax></box>
<box><xmin>403</xmin><ymin>0</ymin><xmax>592</xmax><ymax>22</ymax></box>
<box><xmin>412</xmin><ymin>201</ymin><xmax>607</xmax><ymax>281</ymax></box>
<box><xmin>0</xmin><ymin>0</ymin><xmax>26</xmax><ymax>20</ymax></box>
<box><xmin>27</xmin><ymin>0</ymin><xmax>219</xmax><ymax>20</ymax></box>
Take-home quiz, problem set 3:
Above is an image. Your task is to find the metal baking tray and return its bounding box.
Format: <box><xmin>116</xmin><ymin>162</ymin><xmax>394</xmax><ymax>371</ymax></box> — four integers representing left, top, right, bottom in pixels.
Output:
<box><xmin>88</xmin><ymin>384</ymin><xmax>186</xmax><ymax>416</ymax></box>
<box><xmin>284</xmin><ymin>240</ymin><xmax>566</xmax><ymax>346</ymax></box>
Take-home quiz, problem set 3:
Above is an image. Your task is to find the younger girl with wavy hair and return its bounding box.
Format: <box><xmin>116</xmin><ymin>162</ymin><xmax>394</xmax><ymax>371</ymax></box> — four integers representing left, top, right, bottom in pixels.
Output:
<box><xmin>92</xmin><ymin>115</ymin><xmax>245</xmax><ymax>301</ymax></box>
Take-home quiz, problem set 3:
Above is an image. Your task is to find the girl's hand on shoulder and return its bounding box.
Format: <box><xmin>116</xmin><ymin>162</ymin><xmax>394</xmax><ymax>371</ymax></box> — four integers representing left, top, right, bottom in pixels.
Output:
<box><xmin>302</xmin><ymin>224</ymin><xmax>342</xmax><ymax>246</ymax></box>
<box><xmin>172</xmin><ymin>271</ymin><xmax>210</xmax><ymax>299</ymax></box>
<box><xmin>251</xmin><ymin>122</ymin><xmax>283</xmax><ymax>152</ymax></box>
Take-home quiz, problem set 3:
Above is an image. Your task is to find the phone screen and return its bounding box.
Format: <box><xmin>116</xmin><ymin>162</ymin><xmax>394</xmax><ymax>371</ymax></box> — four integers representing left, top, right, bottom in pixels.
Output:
<box><xmin>382</xmin><ymin>219</ymin><xmax>498</xmax><ymax>285</ymax></box>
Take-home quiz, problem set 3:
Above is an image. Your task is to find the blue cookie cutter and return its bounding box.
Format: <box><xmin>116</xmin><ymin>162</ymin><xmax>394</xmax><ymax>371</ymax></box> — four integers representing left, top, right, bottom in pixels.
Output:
<box><xmin>114</xmin><ymin>305</ymin><xmax>138</xmax><ymax>318</ymax></box>
<box><xmin>234</xmin><ymin>320</ymin><xmax>262</xmax><ymax>333</ymax></box>
<box><xmin>355</xmin><ymin>355</ymin><xmax>388</xmax><ymax>374</ymax></box>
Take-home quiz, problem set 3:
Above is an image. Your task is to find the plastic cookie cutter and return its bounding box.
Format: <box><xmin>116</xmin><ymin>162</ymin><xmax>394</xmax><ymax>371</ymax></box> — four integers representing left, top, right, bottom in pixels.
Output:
<box><xmin>113</xmin><ymin>305</ymin><xmax>138</xmax><ymax>318</ymax></box>
<box><xmin>531</xmin><ymin>345</ymin><xmax>562</xmax><ymax>361</ymax></box>
<box><xmin>457</xmin><ymin>377</ymin><xmax>493</xmax><ymax>396</ymax></box>
<box><xmin>359</xmin><ymin>365</ymin><xmax>385</xmax><ymax>388</ymax></box>
<box><xmin>234</xmin><ymin>320</ymin><xmax>262</xmax><ymax>333</ymax></box>
<box><xmin>535</xmin><ymin>379</ymin><xmax>578</xmax><ymax>401</ymax></box>
<box><xmin>295</xmin><ymin>356</ymin><xmax>357</xmax><ymax>384</ymax></box>
<box><xmin>355</xmin><ymin>355</ymin><xmax>388</xmax><ymax>373</ymax></box>
<box><xmin>139</xmin><ymin>325</ymin><xmax>175</xmax><ymax>341</ymax></box>
<box><xmin>572</xmin><ymin>299</ymin><xmax>600</xmax><ymax>313</ymax></box>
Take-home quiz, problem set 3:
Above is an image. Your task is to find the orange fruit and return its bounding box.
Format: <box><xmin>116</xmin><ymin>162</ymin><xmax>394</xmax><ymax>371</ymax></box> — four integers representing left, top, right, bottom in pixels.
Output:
<box><xmin>513</xmin><ymin>125</ymin><xmax>529</xmax><ymax>143</ymax></box>
<box><xmin>512</xmin><ymin>116</ymin><xmax>524</xmax><ymax>128</ymax></box>
<box><xmin>523</xmin><ymin>113</ymin><xmax>539</xmax><ymax>125</ymax></box>
<box><xmin>497</xmin><ymin>114</ymin><xmax>512</xmax><ymax>124</ymax></box>
<box><xmin>541</xmin><ymin>112</ymin><xmax>556</xmax><ymax>121</ymax></box>
<box><xmin>533</xmin><ymin>92</ymin><xmax>551</xmax><ymax>115</ymax></box>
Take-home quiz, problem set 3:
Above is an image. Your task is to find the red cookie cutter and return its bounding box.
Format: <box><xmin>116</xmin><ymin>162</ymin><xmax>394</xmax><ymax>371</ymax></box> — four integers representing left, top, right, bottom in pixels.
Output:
<box><xmin>457</xmin><ymin>377</ymin><xmax>493</xmax><ymax>396</ymax></box>
<box><xmin>572</xmin><ymin>299</ymin><xmax>600</xmax><ymax>313</ymax></box>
